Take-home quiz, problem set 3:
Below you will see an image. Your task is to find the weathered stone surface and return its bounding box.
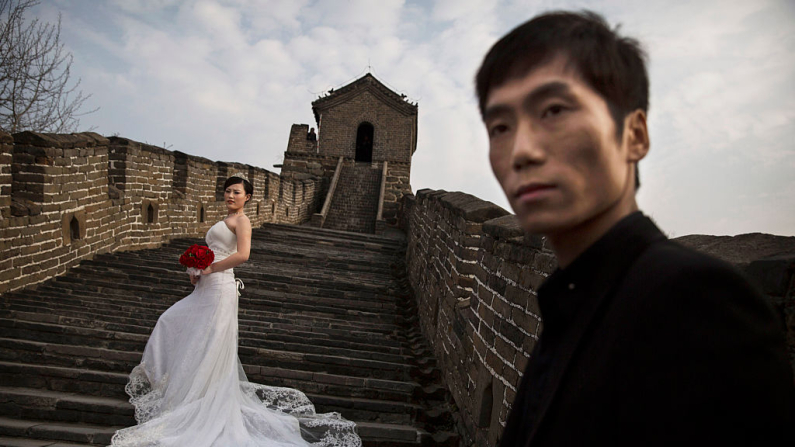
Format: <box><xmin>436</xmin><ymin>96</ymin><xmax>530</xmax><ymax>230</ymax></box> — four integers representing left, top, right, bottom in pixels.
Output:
<box><xmin>482</xmin><ymin>215</ymin><xmax>522</xmax><ymax>241</ymax></box>
<box><xmin>438</xmin><ymin>192</ymin><xmax>509</xmax><ymax>223</ymax></box>
<box><xmin>0</xmin><ymin>131</ymin><xmax>327</xmax><ymax>296</ymax></box>
<box><xmin>10</xmin><ymin>198</ymin><xmax>41</xmax><ymax>217</ymax></box>
<box><xmin>674</xmin><ymin>233</ymin><xmax>795</xmax><ymax>268</ymax></box>
<box><xmin>746</xmin><ymin>255</ymin><xmax>795</xmax><ymax>297</ymax></box>
<box><xmin>0</xmin><ymin>223</ymin><xmax>461</xmax><ymax>446</ymax></box>
<box><xmin>400</xmin><ymin>187</ymin><xmax>795</xmax><ymax>447</ymax></box>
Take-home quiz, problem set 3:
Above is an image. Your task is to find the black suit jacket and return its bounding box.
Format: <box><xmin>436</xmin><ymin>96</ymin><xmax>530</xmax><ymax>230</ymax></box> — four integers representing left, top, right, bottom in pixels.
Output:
<box><xmin>500</xmin><ymin>214</ymin><xmax>794</xmax><ymax>446</ymax></box>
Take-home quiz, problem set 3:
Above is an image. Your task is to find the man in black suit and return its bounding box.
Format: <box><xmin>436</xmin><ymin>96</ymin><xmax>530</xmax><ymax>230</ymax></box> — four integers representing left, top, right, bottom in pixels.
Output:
<box><xmin>475</xmin><ymin>11</ymin><xmax>793</xmax><ymax>446</ymax></box>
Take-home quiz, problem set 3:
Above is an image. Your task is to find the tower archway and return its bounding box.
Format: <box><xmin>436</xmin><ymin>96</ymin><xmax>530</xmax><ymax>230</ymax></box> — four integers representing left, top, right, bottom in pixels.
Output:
<box><xmin>355</xmin><ymin>122</ymin><xmax>374</xmax><ymax>162</ymax></box>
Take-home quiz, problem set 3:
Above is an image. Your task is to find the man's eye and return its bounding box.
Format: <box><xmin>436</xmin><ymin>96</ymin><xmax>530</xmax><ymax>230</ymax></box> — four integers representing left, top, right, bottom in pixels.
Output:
<box><xmin>542</xmin><ymin>104</ymin><xmax>567</xmax><ymax>118</ymax></box>
<box><xmin>489</xmin><ymin>124</ymin><xmax>509</xmax><ymax>138</ymax></box>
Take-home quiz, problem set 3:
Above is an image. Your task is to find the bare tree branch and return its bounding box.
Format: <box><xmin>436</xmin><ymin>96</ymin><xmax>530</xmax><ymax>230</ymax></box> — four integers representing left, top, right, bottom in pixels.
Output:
<box><xmin>0</xmin><ymin>0</ymin><xmax>96</xmax><ymax>133</ymax></box>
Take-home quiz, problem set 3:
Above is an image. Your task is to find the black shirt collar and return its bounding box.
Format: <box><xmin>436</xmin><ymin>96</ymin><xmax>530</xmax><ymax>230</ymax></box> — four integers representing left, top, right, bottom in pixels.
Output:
<box><xmin>537</xmin><ymin>212</ymin><xmax>666</xmax><ymax>335</ymax></box>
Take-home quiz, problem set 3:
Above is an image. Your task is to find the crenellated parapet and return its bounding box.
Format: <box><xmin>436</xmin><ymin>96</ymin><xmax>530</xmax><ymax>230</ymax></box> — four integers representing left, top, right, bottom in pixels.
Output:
<box><xmin>399</xmin><ymin>188</ymin><xmax>557</xmax><ymax>446</ymax></box>
<box><xmin>0</xmin><ymin>131</ymin><xmax>323</xmax><ymax>294</ymax></box>
<box><xmin>400</xmin><ymin>188</ymin><xmax>795</xmax><ymax>447</ymax></box>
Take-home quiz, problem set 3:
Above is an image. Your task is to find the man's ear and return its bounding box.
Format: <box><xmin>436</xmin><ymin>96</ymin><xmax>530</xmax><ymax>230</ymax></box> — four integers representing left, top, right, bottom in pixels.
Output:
<box><xmin>624</xmin><ymin>109</ymin><xmax>649</xmax><ymax>162</ymax></box>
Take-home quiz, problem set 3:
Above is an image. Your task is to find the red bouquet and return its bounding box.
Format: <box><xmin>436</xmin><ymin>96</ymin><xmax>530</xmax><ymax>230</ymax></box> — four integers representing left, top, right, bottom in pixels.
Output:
<box><xmin>179</xmin><ymin>244</ymin><xmax>215</xmax><ymax>275</ymax></box>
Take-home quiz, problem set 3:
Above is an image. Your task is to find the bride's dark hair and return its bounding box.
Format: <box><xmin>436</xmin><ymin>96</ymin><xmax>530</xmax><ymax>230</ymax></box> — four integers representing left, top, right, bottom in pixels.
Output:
<box><xmin>224</xmin><ymin>176</ymin><xmax>253</xmax><ymax>203</ymax></box>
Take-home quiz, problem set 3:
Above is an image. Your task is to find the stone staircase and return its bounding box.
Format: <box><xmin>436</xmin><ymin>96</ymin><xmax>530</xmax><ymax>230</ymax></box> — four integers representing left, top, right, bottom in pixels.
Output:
<box><xmin>324</xmin><ymin>163</ymin><xmax>381</xmax><ymax>234</ymax></box>
<box><xmin>0</xmin><ymin>223</ymin><xmax>460</xmax><ymax>447</ymax></box>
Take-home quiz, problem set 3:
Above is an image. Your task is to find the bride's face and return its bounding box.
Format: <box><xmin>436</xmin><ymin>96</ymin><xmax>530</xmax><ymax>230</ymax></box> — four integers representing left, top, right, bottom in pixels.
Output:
<box><xmin>224</xmin><ymin>183</ymin><xmax>250</xmax><ymax>213</ymax></box>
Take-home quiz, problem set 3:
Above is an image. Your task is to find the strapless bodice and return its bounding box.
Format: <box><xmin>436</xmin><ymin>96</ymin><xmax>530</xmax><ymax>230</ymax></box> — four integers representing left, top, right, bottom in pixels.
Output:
<box><xmin>206</xmin><ymin>221</ymin><xmax>237</xmax><ymax>261</ymax></box>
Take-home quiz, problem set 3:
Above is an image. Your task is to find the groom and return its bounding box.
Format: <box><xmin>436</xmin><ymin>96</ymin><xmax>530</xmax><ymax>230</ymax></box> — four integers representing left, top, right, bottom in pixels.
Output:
<box><xmin>475</xmin><ymin>10</ymin><xmax>794</xmax><ymax>446</ymax></box>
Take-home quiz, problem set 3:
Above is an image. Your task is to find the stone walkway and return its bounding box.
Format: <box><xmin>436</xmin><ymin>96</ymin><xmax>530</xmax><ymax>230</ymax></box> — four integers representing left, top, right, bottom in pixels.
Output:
<box><xmin>0</xmin><ymin>223</ymin><xmax>459</xmax><ymax>446</ymax></box>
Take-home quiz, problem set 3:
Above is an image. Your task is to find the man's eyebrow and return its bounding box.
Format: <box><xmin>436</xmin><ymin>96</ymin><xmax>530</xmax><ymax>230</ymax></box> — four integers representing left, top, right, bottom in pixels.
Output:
<box><xmin>523</xmin><ymin>81</ymin><xmax>574</xmax><ymax>109</ymax></box>
<box><xmin>482</xmin><ymin>104</ymin><xmax>512</xmax><ymax>122</ymax></box>
<box><xmin>483</xmin><ymin>81</ymin><xmax>575</xmax><ymax>122</ymax></box>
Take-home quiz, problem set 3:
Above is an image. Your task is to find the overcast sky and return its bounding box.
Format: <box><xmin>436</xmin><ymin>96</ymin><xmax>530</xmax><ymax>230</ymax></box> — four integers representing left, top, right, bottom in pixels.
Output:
<box><xmin>32</xmin><ymin>0</ymin><xmax>795</xmax><ymax>237</ymax></box>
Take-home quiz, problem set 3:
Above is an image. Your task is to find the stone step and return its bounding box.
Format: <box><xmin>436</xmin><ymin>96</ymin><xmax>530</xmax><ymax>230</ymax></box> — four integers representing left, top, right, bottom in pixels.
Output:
<box><xmin>0</xmin><ymin>338</ymin><xmax>138</xmax><ymax>374</ymax></box>
<box><xmin>0</xmin><ymin>362</ymin><xmax>129</xmax><ymax>400</ymax></box>
<box><xmin>242</xmin><ymin>365</ymin><xmax>422</xmax><ymax>403</ymax></box>
<box><xmin>0</xmin><ymin>436</ymin><xmax>93</xmax><ymax>446</ymax></box>
<box><xmin>116</xmin><ymin>242</ymin><xmax>399</xmax><ymax>272</ymax></box>
<box><xmin>0</xmin><ymin>387</ymin><xmax>133</xmax><ymax>427</ymax></box>
<box><xmin>43</xmin><ymin>273</ymin><xmax>402</xmax><ymax>323</ymax></box>
<box><xmin>0</xmin><ymin>305</ymin><xmax>410</xmax><ymax>354</ymax></box>
<box><xmin>0</xmin><ymin>386</ymin><xmax>426</xmax><ymax>428</ymax></box>
<box><xmin>0</xmin><ymin>312</ymin><xmax>423</xmax><ymax>368</ymax></box>
<box><xmin>254</xmin><ymin>222</ymin><xmax>404</xmax><ymax>247</ymax></box>
<box><xmin>325</xmin><ymin>165</ymin><xmax>382</xmax><ymax>234</ymax></box>
<box><xmin>306</xmin><ymin>394</ymin><xmax>422</xmax><ymax>425</ymax></box>
<box><xmin>85</xmin><ymin>251</ymin><xmax>399</xmax><ymax>283</ymax></box>
<box><xmin>0</xmin><ymin>417</ymin><xmax>118</xmax><ymax>446</ymax></box>
<box><xmin>0</xmin><ymin>303</ymin><xmax>410</xmax><ymax>354</ymax></box>
<box><xmin>3</xmin><ymin>291</ymin><xmax>408</xmax><ymax>342</ymax></box>
<box><xmin>0</xmin><ymin>415</ymin><xmax>445</xmax><ymax>447</ymax></box>
<box><xmin>0</xmin><ymin>287</ymin><xmax>403</xmax><ymax>344</ymax></box>
<box><xmin>0</xmin><ymin>222</ymin><xmax>457</xmax><ymax>445</ymax></box>
<box><xmin>70</xmin><ymin>263</ymin><xmax>401</xmax><ymax>308</ymax></box>
<box><xmin>0</xmin><ymin>320</ymin><xmax>423</xmax><ymax>382</ymax></box>
<box><xmin>0</xmin><ymin>360</ymin><xmax>429</xmax><ymax>404</ymax></box>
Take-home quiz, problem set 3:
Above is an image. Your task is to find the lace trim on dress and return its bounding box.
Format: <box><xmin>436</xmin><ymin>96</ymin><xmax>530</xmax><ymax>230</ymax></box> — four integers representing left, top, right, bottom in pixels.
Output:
<box><xmin>125</xmin><ymin>363</ymin><xmax>169</xmax><ymax>424</ymax></box>
<box><xmin>240</xmin><ymin>382</ymin><xmax>363</xmax><ymax>447</ymax></box>
<box><xmin>114</xmin><ymin>364</ymin><xmax>362</xmax><ymax>447</ymax></box>
<box><xmin>111</xmin><ymin>363</ymin><xmax>168</xmax><ymax>446</ymax></box>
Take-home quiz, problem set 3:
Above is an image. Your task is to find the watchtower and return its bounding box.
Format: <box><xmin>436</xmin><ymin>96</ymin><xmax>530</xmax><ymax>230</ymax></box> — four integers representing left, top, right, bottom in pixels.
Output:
<box><xmin>281</xmin><ymin>74</ymin><xmax>417</xmax><ymax>233</ymax></box>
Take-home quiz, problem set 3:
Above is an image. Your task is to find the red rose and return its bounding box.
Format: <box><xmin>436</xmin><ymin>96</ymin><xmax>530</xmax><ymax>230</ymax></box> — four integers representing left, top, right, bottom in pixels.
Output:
<box><xmin>180</xmin><ymin>245</ymin><xmax>215</xmax><ymax>270</ymax></box>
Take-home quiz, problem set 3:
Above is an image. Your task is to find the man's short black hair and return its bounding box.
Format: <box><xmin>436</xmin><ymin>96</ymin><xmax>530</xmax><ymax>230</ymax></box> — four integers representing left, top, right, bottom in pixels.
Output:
<box><xmin>475</xmin><ymin>11</ymin><xmax>649</xmax><ymax>188</ymax></box>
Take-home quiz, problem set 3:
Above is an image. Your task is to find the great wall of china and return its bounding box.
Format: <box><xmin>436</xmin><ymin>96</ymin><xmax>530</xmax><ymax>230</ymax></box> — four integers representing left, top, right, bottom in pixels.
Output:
<box><xmin>1</xmin><ymin>73</ymin><xmax>793</xmax><ymax>446</ymax></box>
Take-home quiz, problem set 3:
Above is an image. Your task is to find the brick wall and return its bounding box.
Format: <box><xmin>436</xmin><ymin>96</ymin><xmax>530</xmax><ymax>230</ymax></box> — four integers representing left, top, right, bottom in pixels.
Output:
<box><xmin>108</xmin><ymin>137</ymin><xmax>174</xmax><ymax>249</ymax></box>
<box><xmin>284</xmin><ymin>124</ymin><xmax>317</xmax><ymax>154</ymax></box>
<box><xmin>400</xmin><ymin>189</ymin><xmax>556</xmax><ymax>447</ymax></box>
<box><xmin>0</xmin><ymin>132</ymin><xmax>11</xmax><ymax>221</ymax></box>
<box><xmin>401</xmin><ymin>189</ymin><xmax>795</xmax><ymax>446</ymax></box>
<box><xmin>282</xmin><ymin>152</ymin><xmax>337</xmax><ymax>179</ymax></box>
<box><xmin>315</xmin><ymin>90</ymin><xmax>416</xmax><ymax>164</ymax></box>
<box><xmin>0</xmin><ymin>131</ymin><xmax>323</xmax><ymax>295</ymax></box>
<box><xmin>382</xmin><ymin>161</ymin><xmax>411</xmax><ymax>226</ymax></box>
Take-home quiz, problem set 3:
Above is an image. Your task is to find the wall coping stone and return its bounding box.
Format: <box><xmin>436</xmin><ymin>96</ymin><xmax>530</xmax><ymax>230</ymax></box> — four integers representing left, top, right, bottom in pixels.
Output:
<box><xmin>482</xmin><ymin>214</ymin><xmax>523</xmax><ymax>239</ymax></box>
<box><xmin>173</xmin><ymin>150</ymin><xmax>215</xmax><ymax>166</ymax></box>
<box><xmin>436</xmin><ymin>191</ymin><xmax>509</xmax><ymax>223</ymax></box>
<box><xmin>108</xmin><ymin>136</ymin><xmax>171</xmax><ymax>156</ymax></box>
<box><xmin>482</xmin><ymin>215</ymin><xmax>549</xmax><ymax>250</ymax></box>
<box><xmin>14</xmin><ymin>131</ymin><xmax>109</xmax><ymax>148</ymax></box>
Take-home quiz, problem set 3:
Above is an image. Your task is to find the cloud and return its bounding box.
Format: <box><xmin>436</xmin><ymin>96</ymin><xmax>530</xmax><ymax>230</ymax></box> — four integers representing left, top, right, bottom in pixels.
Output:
<box><xmin>34</xmin><ymin>0</ymin><xmax>795</xmax><ymax>236</ymax></box>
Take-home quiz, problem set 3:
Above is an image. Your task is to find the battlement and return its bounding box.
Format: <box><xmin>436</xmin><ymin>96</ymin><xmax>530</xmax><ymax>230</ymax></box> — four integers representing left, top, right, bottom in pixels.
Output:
<box><xmin>399</xmin><ymin>188</ymin><xmax>795</xmax><ymax>446</ymax></box>
<box><xmin>0</xmin><ymin>130</ymin><xmax>323</xmax><ymax>294</ymax></box>
<box><xmin>399</xmin><ymin>189</ymin><xmax>554</xmax><ymax>445</ymax></box>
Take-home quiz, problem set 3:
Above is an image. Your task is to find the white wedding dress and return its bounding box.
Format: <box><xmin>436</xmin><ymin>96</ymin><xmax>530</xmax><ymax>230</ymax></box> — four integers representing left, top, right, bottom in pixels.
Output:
<box><xmin>111</xmin><ymin>221</ymin><xmax>362</xmax><ymax>447</ymax></box>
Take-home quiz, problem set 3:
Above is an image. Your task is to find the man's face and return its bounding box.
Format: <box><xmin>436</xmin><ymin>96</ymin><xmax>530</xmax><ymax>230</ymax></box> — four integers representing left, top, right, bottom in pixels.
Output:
<box><xmin>483</xmin><ymin>55</ymin><xmax>635</xmax><ymax>237</ymax></box>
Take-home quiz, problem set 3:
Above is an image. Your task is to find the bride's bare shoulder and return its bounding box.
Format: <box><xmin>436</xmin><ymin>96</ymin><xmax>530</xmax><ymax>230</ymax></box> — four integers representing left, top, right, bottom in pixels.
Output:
<box><xmin>234</xmin><ymin>214</ymin><xmax>251</xmax><ymax>231</ymax></box>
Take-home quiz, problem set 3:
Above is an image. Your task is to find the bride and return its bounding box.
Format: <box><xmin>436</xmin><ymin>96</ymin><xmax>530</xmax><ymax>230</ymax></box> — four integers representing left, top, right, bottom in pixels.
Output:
<box><xmin>111</xmin><ymin>174</ymin><xmax>362</xmax><ymax>447</ymax></box>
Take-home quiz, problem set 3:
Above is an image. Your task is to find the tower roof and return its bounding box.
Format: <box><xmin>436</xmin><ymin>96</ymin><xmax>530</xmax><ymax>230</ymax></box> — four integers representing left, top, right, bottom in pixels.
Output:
<box><xmin>311</xmin><ymin>73</ymin><xmax>417</xmax><ymax>125</ymax></box>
